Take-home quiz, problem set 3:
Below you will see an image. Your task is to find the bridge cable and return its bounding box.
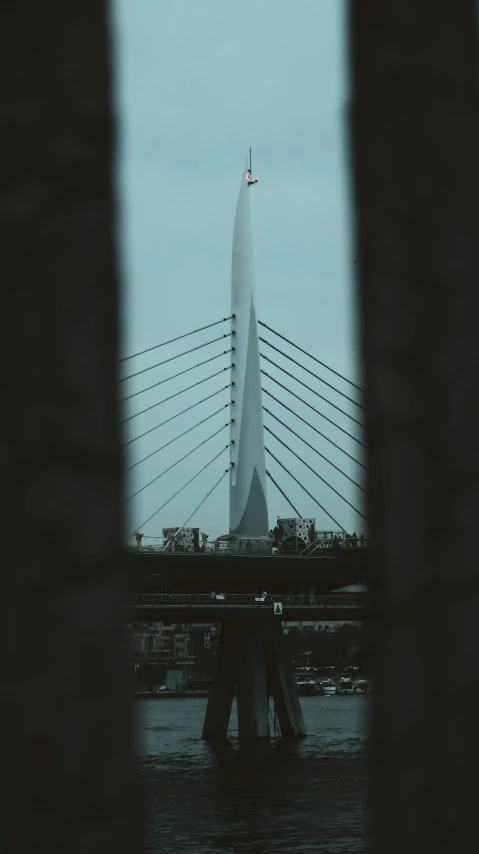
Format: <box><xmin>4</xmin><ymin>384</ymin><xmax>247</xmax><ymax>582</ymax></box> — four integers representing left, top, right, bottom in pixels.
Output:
<box><xmin>260</xmin><ymin>338</ymin><xmax>364</xmax><ymax>410</ymax></box>
<box><xmin>266</xmin><ymin>469</ymin><xmax>303</xmax><ymax>518</ymax></box>
<box><xmin>261</xmin><ymin>374</ymin><xmax>366</xmax><ymax>448</ymax></box>
<box><xmin>119</xmin><ymin>333</ymin><xmax>233</xmax><ymax>383</ymax></box>
<box><xmin>119</xmin><ymin>316</ymin><xmax>233</xmax><ymax>363</ymax></box>
<box><xmin>129</xmin><ymin>444</ymin><xmax>231</xmax><ymax>536</ymax></box>
<box><xmin>123</xmin><ymin>390</ymin><xmax>233</xmax><ymax>447</ymax></box>
<box><xmin>172</xmin><ymin>466</ymin><xmax>232</xmax><ymax>544</ymax></box>
<box><xmin>258</xmin><ymin>320</ymin><xmax>364</xmax><ymax>393</ymax></box>
<box><xmin>125</xmin><ymin>411</ymin><xmax>232</xmax><ymax>472</ymax></box>
<box><xmin>120</xmin><ymin>349</ymin><xmax>234</xmax><ymax>403</ymax></box>
<box><xmin>262</xmin><ymin>388</ymin><xmax>365</xmax><ymax>467</ymax></box>
<box><xmin>264</xmin><ymin>426</ymin><xmax>367</xmax><ymax>521</ymax></box>
<box><xmin>125</xmin><ymin>423</ymin><xmax>231</xmax><ymax>503</ymax></box>
<box><xmin>121</xmin><ymin>366</ymin><xmax>233</xmax><ymax>424</ymax></box>
<box><xmin>265</xmin><ymin>447</ymin><xmax>347</xmax><ymax>533</ymax></box>
<box><xmin>263</xmin><ymin>408</ymin><xmax>365</xmax><ymax>492</ymax></box>
<box><xmin>261</xmin><ymin>354</ymin><xmax>365</xmax><ymax>428</ymax></box>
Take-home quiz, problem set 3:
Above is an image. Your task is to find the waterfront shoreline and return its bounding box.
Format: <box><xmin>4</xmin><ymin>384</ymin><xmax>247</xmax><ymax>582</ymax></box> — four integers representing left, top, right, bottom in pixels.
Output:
<box><xmin>134</xmin><ymin>691</ymin><xmax>210</xmax><ymax>699</ymax></box>
<box><xmin>133</xmin><ymin>689</ymin><xmax>370</xmax><ymax>699</ymax></box>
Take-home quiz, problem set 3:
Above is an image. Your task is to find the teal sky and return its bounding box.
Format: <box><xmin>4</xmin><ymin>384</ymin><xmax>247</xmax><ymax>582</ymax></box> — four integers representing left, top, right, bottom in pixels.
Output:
<box><xmin>113</xmin><ymin>0</ymin><xmax>365</xmax><ymax>543</ymax></box>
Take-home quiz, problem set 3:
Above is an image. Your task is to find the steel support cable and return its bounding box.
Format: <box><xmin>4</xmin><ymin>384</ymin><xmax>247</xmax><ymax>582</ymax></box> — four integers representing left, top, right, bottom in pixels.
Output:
<box><xmin>263</xmin><ymin>408</ymin><xmax>366</xmax><ymax>492</ymax></box>
<box><xmin>265</xmin><ymin>469</ymin><xmax>303</xmax><ymax>518</ymax></box>
<box><xmin>119</xmin><ymin>316</ymin><xmax>233</xmax><ymax>363</ymax></box>
<box><xmin>120</xmin><ymin>366</ymin><xmax>233</xmax><ymax>424</ymax></box>
<box><xmin>129</xmin><ymin>444</ymin><xmax>231</xmax><ymax>536</ymax></box>
<box><xmin>262</xmin><ymin>388</ymin><xmax>365</xmax><ymax>467</ymax></box>
<box><xmin>258</xmin><ymin>320</ymin><xmax>364</xmax><ymax>393</ymax></box>
<box><xmin>261</xmin><ymin>354</ymin><xmax>365</xmax><ymax>428</ymax></box>
<box><xmin>265</xmin><ymin>447</ymin><xmax>346</xmax><ymax>533</ymax></box>
<box><xmin>120</xmin><ymin>349</ymin><xmax>234</xmax><ymax>403</ymax></box>
<box><xmin>261</xmin><ymin>373</ymin><xmax>366</xmax><ymax>448</ymax></box>
<box><xmin>125</xmin><ymin>422</ymin><xmax>231</xmax><ymax>503</ymax></box>
<box><xmin>173</xmin><ymin>466</ymin><xmax>232</xmax><ymax>542</ymax></box>
<box><xmin>119</xmin><ymin>333</ymin><xmax>233</xmax><ymax>383</ymax></box>
<box><xmin>125</xmin><ymin>410</ymin><xmax>232</xmax><ymax>473</ymax></box>
<box><xmin>123</xmin><ymin>390</ymin><xmax>232</xmax><ymax>447</ymax></box>
<box><xmin>260</xmin><ymin>338</ymin><xmax>364</xmax><ymax>410</ymax></box>
<box><xmin>264</xmin><ymin>425</ymin><xmax>367</xmax><ymax>521</ymax></box>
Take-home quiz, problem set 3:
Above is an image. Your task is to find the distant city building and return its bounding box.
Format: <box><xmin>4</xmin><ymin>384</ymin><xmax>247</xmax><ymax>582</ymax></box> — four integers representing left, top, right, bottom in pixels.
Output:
<box><xmin>127</xmin><ymin>622</ymin><xmax>166</xmax><ymax>662</ymax></box>
<box><xmin>174</xmin><ymin>633</ymin><xmax>189</xmax><ymax>659</ymax></box>
<box><xmin>189</xmin><ymin>627</ymin><xmax>217</xmax><ymax>651</ymax></box>
<box><xmin>282</xmin><ymin>620</ymin><xmax>360</xmax><ymax>633</ymax></box>
<box><xmin>160</xmin><ymin>625</ymin><xmax>175</xmax><ymax>658</ymax></box>
<box><xmin>128</xmin><ymin>620</ymin><xmax>223</xmax><ymax>664</ymax></box>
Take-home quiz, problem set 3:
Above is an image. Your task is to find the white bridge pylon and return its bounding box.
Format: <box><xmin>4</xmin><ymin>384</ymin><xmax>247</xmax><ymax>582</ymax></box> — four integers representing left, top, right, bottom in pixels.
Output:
<box><xmin>229</xmin><ymin>159</ymin><xmax>269</xmax><ymax>543</ymax></box>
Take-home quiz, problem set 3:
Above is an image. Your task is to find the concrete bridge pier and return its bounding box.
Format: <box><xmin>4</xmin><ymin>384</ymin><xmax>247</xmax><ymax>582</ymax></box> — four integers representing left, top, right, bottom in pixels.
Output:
<box><xmin>265</xmin><ymin>622</ymin><xmax>306</xmax><ymax>739</ymax></box>
<box><xmin>235</xmin><ymin>628</ymin><xmax>270</xmax><ymax>739</ymax></box>
<box><xmin>202</xmin><ymin>619</ymin><xmax>306</xmax><ymax>741</ymax></box>
<box><xmin>201</xmin><ymin>623</ymin><xmax>236</xmax><ymax>740</ymax></box>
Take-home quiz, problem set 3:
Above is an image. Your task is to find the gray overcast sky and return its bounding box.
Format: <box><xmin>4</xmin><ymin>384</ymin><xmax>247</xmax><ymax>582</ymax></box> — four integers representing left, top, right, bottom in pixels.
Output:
<box><xmin>113</xmin><ymin>0</ymin><xmax>365</xmax><ymax>543</ymax></box>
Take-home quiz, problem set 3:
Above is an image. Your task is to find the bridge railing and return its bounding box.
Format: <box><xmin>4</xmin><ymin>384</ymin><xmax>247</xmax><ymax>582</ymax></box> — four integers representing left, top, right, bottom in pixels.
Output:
<box><xmin>127</xmin><ymin>539</ymin><xmax>370</xmax><ymax>556</ymax></box>
<box><xmin>132</xmin><ymin>593</ymin><xmax>368</xmax><ymax>609</ymax></box>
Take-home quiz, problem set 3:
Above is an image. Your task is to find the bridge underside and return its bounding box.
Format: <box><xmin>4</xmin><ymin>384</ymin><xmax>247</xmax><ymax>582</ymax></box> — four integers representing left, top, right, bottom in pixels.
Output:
<box><xmin>131</xmin><ymin>551</ymin><xmax>368</xmax><ymax>595</ymax></box>
<box><xmin>202</xmin><ymin>619</ymin><xmax>306</xmax><ymax>741</ymax></box>
<box><xmin>132</xmin><ymin>606</ymin><xmax>368</xmax><ymax>623</ymax></box>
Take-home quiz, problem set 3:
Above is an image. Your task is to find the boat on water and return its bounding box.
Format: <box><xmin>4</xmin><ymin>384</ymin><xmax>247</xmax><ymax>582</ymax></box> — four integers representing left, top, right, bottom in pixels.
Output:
<box><xmin>336</xmin><ymin>678</ymin><xmax>355</xmax><ymax>694</ymax></box>
<box><xmin>317</xmin><ymin>679</ymin><xmax>337</xmax><ymax>695</ymax></box>
<box><xmin>353</xmin><ymin>678</ymin><xmax>371</xmax><ymax>693</ymax></box>
<box><xmin>295</xmin><ymin>677</ymin><xmax>323</xmax><ymax>696</ymax></box>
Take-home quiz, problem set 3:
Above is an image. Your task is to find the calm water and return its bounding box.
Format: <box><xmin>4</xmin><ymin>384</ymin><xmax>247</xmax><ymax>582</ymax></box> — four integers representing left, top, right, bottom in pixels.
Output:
<box><xmin>135</xmin><ymin>695</ymin><xmax>370</xmax><ymax>853</ymax></box>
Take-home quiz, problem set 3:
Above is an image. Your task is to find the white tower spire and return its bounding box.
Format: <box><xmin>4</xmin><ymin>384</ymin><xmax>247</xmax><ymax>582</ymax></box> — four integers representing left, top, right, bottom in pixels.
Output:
<box><xmin>229</xmin><ymin>160</ymin><xmax>269</xmax><ymax>540</ymax></box>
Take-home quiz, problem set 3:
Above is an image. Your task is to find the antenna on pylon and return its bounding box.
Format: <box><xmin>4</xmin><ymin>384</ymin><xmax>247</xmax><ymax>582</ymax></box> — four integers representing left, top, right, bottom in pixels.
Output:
<box><xmin>249</xmin><ymin>147</ymin><xmax>252</xmax><ymax>173</ymax></box>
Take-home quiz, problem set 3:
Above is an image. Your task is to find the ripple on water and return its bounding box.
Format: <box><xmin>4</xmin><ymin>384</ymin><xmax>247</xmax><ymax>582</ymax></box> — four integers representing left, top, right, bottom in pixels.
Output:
<box><xmin>136</xmin><ymin>695</ymin><xmax>370</xmax><ymax>853</ymax></box>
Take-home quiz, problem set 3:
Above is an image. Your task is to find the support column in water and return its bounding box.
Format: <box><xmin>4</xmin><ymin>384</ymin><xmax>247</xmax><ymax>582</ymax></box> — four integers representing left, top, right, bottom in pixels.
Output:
<box><xmin>229</xmin><ymin>161</ymin><xmax>269</xmax><ymax>541</ymax></box>
<box><xmin>201</xmin><ymin>623</ymin><xmax>236</xmax><ymax>741</ymax></box>
<box><xmin>265</xmin><ymin>622</ymin><xmax>307</xmax><ymax>739</ymax></box>
<box><xmin>235</xmin><ymin>629</ymin><xmax>271</xmax><ymax>739</ymax></box>
<box><xmin>201</xmin><ymin>618</ymin><xmax>307</xmax><ymax>741</ymax></box>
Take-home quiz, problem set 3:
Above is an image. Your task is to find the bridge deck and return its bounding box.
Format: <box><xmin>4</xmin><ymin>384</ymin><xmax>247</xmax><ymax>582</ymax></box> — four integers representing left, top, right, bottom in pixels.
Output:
<box><xmin>131</xmin><ymin>593</ymin><xmax>371</xmax><ymax>623</ymax></box>
<box><xmin>131</xmin><ymin>550</ymin><xmax>370</xmax><ymax>595</ymax></box>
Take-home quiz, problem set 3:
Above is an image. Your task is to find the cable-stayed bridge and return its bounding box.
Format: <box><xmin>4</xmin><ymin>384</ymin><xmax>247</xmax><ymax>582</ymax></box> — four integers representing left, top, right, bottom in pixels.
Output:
<box><xmin>122</xmin><ymin>162</ymin><xmax>369</xmax><ymax>741</ymax></box>
<box><xmin>121</xmin><ymin>315</ymin><xmax>367</xmax><ymax>554</ymax></box>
